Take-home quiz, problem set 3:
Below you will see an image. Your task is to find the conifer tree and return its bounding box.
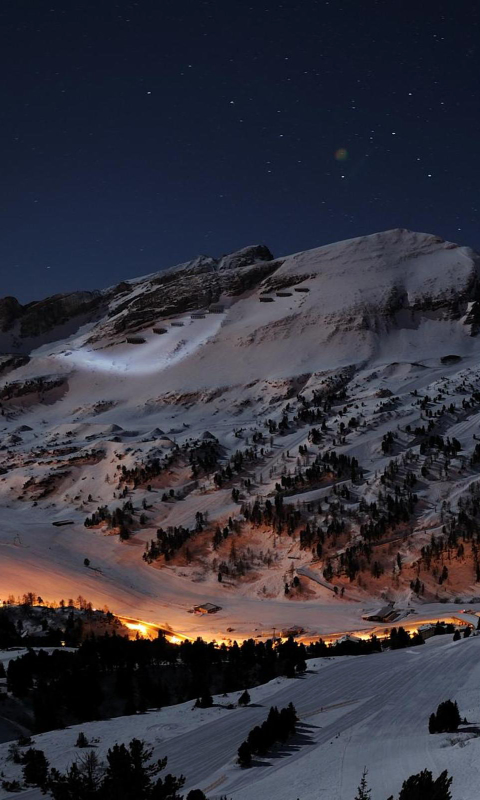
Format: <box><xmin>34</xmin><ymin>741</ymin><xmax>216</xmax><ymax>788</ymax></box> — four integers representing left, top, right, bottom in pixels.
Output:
<box><xmin>398</xmin><ymin>769</ymin><xmax>452</xmax><ymax>800</ymax></box>
<box><xmin>238</xmin><ymin>689</ymin><xmax>250</xmax><ymax>706</ymax></box>
<box><xmin>237</xmin><ymin>741</ymin><xmax>252</xmax><ymax>767</ymax></box>
<box><xmin>75</xmin><ymin>732</ymin><xmax>89</xmax><ymax>748</ymax></box>
<box><xmin>354</xmin><ymin>767</ymin><xmax>371</xmax><ymax>799</ymax></box>
<box><xmin>195</xmin><ymin>691</ymin><xmax>213</xmax><ymax>709</ymax></box>
<box><xmin>22</xmin><ymin>748</ymin><xmax>49</xmax><ymax>788</ymax></box>
<box><xmin>46</xmin><ymin>738</ymin><xmax>184</xmax><ymax>799</ymax></box>
<box><xmin>429</xmin><ymin>700</ymin><xmax>461</xmax><ymax>733</ymax></box>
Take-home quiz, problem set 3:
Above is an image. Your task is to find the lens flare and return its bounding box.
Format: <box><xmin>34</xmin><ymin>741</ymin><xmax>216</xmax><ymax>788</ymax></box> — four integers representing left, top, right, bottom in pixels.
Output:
<box><xmin>334</xmin><ymin>148</ymin><xmax>348</xmax><ymax>161</ymax></box>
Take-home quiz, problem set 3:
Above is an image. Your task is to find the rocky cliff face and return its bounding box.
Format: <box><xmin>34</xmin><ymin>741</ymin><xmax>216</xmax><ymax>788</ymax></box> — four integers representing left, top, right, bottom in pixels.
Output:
<box><xmin>107</xmin><ymin>245</ymin><xmax>277</xmax><ymax>333</ymax></box>
<box><xmin>3</xmin><ymin>232</ymin><xmax>480</xmax><ymax>366</ymax></box>
<box><xmin>0</xmin><ymin>296</ymin><xmax>23</xmax><ymax>332</ymax></box>
<box><xmin>0</xmin><ymin>244</ymin><xmax>276</xmax><ymax>349</ymax></box>
<box><xmin>19</xmin><ymin>291</ymin><xmax>104</xmax><ymax>337</ymax></box>
<box><xmin>0</xmin><ymin>290</ymin><xmax>104</xmax><ymax>347</ymax></box>
<box><xmin>114</xmin><ymin>265</ymin><xmax>281</xmax><ymax>332</ymax></box>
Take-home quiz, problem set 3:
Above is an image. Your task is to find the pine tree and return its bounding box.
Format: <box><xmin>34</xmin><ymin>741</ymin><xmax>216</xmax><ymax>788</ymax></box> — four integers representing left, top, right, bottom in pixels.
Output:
<box><xmin>47</xmin><ymin>762</ymin><xmax>86</xmax><ymax>800</ymax></box>
<box><xmin>430</xmin><ymin>700</ymin><xmax>461</xmax><ymax>733</ymax></box>
<box><xmin>284</xmin><ymin>659</ymin><xmax>296</xmax><ymax>678</ymax></box>
<box><xmin>247</xmin><ymin>725</ymin><xmax>263</xmax><ymax>754</ymax></box>
<box><xmin>102</xmin><ymin>738</ymin><xmax>184</xmax><ymax>799</ymax></box>
<box><xmin>46</xmin><ymin>738</ymin><xmax>184</xmax><ymax>800</ymax></box>
<box><xmin>238</xmin><ymin>689</ymin><xmax>250</xmax><ymax>706</ymax></box>
<box><xmin>398</xmin><ymin>769</ymin><xmax>452</xmax><ymax>800</ymax></box>
<box><xmin>237</xmin><ymin>741</ymin><xmax>252</xmax><ymax>767</ymax></box>
<box><xmin>22</xmin><ymin>748</ymin><xmax>49</xmax><ymax>788</ymax></box>
<box><xmin>77</xmin><ymin>750</ymin><xmax>103</xmax><ymax>795</ymax></box>
<box><xmin>75</xmin><ymin>732</ymin><xmax>89</xmax><ymax>748</ymax></box>
<box><xmin>195</xmin><ymin>691</ymin><xmax>213</xmax><ymax>709</ymax></box>
<box><xmin>354</xmin><ymin>767</ymin><xmax>371</xmax><ymax>799</ymax></box>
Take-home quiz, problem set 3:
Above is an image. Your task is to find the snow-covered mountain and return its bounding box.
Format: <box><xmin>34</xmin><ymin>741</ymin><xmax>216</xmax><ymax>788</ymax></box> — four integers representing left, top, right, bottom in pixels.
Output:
<box><xmin>2</xmin><ymin>228</ymin><xmax>480</xmax><ymax>645</ymax></box>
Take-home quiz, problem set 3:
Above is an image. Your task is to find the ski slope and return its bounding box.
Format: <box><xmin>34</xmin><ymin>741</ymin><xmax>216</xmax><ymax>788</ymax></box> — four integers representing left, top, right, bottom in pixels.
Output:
<box><xmin>2</xmin><ymin>635</ymin><xmax>480</xmax><ymax>799</ymax></box>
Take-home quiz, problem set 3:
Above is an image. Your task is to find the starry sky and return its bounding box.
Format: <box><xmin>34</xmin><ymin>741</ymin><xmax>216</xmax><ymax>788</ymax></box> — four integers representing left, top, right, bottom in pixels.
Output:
<box><xmin>1</xmin><ymin>0</ymin><xmax>479</xmax><ymax>302</ymax></box>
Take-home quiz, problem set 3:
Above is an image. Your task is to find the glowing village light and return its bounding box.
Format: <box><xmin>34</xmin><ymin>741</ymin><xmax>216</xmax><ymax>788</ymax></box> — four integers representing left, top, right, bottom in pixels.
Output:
<box><xmin>124</xmin><ymin>621</ymin><xmax>150</xmax><ymax>637</ymax></box>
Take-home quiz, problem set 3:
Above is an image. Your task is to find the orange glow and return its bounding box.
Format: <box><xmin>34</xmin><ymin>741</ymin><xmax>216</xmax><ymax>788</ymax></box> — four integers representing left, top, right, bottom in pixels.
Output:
<box><xmin>117</xmin><ymin>615</ymin><xmax>190</xmax><ymax>643</ymax></box>
<box><xmin>124</xmin><ymin>621</ymin><xmax>150</xmax><ymax>637</ymax></box>
<box><xmin>115</xmin><ymin>611</ymin><xmax>478</xmax><ymax>647</ymax></box>
<box><xmin>118</xmin><ymin>616</ymin><xmax>161</xmax><ymax>640</ymax></box>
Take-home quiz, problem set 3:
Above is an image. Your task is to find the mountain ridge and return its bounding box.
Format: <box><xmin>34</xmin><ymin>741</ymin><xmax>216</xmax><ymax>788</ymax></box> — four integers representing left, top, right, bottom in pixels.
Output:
<box><xmin>3</xmin><ymin>229</ymin><xmax>479</xmax><ymax>357</ymax></box>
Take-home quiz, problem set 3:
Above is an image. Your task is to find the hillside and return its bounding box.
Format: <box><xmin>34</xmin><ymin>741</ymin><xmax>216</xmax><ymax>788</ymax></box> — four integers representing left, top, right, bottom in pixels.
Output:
<box><xmin>1</xmin><ymin>229</ymin><xmax>480</xmax><ymax>643</ymax></box>
<box><xmin>1</xmin><ymin>635</ymin><xmax>480</xmax><ymax>799</ymax></box>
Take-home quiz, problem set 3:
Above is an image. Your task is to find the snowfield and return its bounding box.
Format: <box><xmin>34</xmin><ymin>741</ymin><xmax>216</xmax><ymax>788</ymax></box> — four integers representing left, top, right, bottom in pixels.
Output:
<box><xmin>1</xmin><ymin>636</ymin><xmax>480</xmax><ymax>799</ymax></box>
<box><xmin>4</xmin><ymin>228</ymin><xmax>480</xmax><ymax>795</ymax></box>
<box><xmin>2</xmin><ymin>229</ymin><xmax>480</xmax><ymax>643</ymax></box>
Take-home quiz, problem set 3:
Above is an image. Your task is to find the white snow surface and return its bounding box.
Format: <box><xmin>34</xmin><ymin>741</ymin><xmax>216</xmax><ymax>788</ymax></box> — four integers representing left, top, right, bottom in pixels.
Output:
<box><xmin>2</xmin><ymin>636</ymin><xmax>480</xmax><ymax>799</ymax></box>
<box><xmin>1</xmin><ymin>228</ymin><xmax>480</xmax><ymax>640</ymax></box>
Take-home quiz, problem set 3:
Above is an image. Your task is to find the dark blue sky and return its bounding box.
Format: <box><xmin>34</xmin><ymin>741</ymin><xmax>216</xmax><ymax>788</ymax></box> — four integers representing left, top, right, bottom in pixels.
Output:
<box><xmin>1</xmin><ymin>0</ymin><xmax>479</xmax><ymax>302</ymax></box>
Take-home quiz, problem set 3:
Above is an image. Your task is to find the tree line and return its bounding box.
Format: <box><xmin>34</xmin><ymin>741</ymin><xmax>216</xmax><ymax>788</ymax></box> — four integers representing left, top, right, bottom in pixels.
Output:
<box><xmin>5</xmin><ymin>736</ymin><xmax>208</xmax><ymax>800</ymax></box>
<box><xmin>4</xmin><ymin>631</ymin><xmax>389</xmax><ymax>734</ymax></box>
<box><xmin>237</xmin><ymin>703</ymin><xmax>297</xmax><ymax>766</ymax></box>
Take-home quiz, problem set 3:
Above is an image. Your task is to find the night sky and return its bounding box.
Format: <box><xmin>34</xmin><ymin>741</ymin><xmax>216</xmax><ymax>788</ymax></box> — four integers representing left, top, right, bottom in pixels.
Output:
<box><xmin>1</xmin><ymin>1</ymin><xmax>479</xmax><ymax>302</ymax></box>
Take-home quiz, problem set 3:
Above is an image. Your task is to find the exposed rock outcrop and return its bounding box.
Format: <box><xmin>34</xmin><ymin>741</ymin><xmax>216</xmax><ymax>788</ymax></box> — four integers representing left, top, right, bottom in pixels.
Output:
<box><xmin>0</xmin><ymin>297</ymin><xmax>23</xmax><ymax>332</ymax></box>
<box><xmin>218</xmin><ymin>244</ymin><xmax>273</xmax><ymax>271</ymax></box>
<box><xmin>19</xmin><ymin>291</ymin><xmax>103</xmax><ymax>337</ymax></box>
<box><xmin>108</xmin><ymin>246</ymin><xmax>278</xmax><ymax>333</ymax></box>
<box><xmin>0</xmin><ymin>353</ymin><xmax>30</xmax><ymax>377</ymax></box>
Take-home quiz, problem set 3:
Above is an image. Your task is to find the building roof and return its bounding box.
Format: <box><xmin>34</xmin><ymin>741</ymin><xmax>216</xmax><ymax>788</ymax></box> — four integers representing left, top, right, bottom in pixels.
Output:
<box><xmin>369</xmin><ymin>605</ymin><xmax>395</xmax><ymax>619</ymax></box>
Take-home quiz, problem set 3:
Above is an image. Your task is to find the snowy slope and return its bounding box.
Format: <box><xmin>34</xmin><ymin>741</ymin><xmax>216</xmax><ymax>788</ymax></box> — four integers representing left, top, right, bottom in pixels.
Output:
<box><xmin>2</xmin><ymin>636</ymin><xmax>480</xmax><ymax>799</ymax></box>
<box><xmin>1</xmin><ymin>229</ymin><xmax>480</xmax><ymax>644</ymax></box>
<box><xmin>4</xmin><ymin>229</ymin><xmax>479</xmax><ymax>391</ymax></box>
